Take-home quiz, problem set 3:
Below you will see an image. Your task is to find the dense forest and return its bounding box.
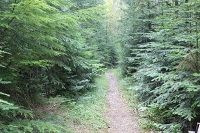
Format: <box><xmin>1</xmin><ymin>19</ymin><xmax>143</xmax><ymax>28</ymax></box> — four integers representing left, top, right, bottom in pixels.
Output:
<box><xmin>120</xmin><ymin>0</ymin><xmax>200</xmax><ymax>132</ymax></box>
<box><xmin>1</xmin><ymin>0</ymin><xmax>200</xmax><ymax>133</ymax></box>
<box><xmin>0</xmin><ymin>0</ymin><xmax>117</xmax><ymax>132</ymax></box>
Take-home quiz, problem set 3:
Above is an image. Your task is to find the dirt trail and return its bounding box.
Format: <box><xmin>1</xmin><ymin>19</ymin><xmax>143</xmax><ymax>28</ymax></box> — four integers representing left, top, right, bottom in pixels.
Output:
<box><xmin>106</xmin><ymin>72</ymin><xmax>141</xmax><ymax>133</ymax></box>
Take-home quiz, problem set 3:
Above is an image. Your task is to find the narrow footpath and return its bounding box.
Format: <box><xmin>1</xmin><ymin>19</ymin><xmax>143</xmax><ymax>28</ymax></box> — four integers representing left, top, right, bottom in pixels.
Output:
<box><xmin>106</xmin><ymin>72</ymin><xmax>141</xmax><ymax>133</ymax></box>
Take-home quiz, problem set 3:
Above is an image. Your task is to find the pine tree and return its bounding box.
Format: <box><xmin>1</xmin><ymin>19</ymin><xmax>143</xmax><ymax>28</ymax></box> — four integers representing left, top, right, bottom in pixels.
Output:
<box><xmin>120</xmin><ymin>0</ymin><xmax>200</xmax><ymax>132</ymax></box>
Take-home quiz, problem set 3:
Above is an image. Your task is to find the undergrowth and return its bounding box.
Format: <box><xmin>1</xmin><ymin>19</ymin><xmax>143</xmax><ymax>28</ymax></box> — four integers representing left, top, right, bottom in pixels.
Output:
<box><xmin>64</xmin><ymin>73</ymin><xmax>109</xmax><ymax>133</ymax></box>
<box><xmin>35</xmin><ymin>73</ymin><xmax>109</xmax><ymax>133</ymax></box>
<box><xmin>113</xmin><ymin>68</ymin><xmax>138</xmax><ymax>109</ymax></box>
<box><xmin>0</xmin><ymin>73</ymin><xmax>109</xmax><ymax>133</ymax></box>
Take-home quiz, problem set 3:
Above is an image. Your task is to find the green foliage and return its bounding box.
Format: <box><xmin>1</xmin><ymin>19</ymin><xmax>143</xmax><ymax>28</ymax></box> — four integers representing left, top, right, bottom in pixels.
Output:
<box><xmin>0</xmin><ymin>120</ymin><xmax>70</xmax><ymax>133</ymax></box>
<box><xmin>0</xmin><ymin>92</ymin><xmax>18</xmax><ymax>110</ymax></box>
<box><xmin>0</xmin><ymin>0</ymin><xmax>107</xmax><ymax>99</ymax></box>
<box><xmin>36</xmin><ymin>73</ymin><xmax>108</xmax><ymax>133</ymax></box>
<box><xmin>120</xmin><ymin>0</ymin><xmax>200</xmax><ymax>132</ymax></box>
<box><xmin>66</xmin><ymin>73</ymin><xmax>109</xmax><ymax>132</ymax></box>
<box><xmin>0</xmin><ymin>0</ymin><xmax>112</xmax><ymax>132</ymax></box>
<box><xmin>0</xmin><ymin>104</ymin><xmax>70</xmax><ymax>133</ymax></box>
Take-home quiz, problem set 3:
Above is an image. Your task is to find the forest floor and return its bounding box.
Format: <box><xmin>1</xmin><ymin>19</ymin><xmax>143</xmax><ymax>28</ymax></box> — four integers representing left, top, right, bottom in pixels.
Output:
<box><xmin>106</xmin><ymin>72</ymin><xmax>141</xmax><ymax>133</ymax></box>
<box><xmin>49</xmin><ymin>71</ymin><xmax>143</xmax><ymax>133</ymax></box>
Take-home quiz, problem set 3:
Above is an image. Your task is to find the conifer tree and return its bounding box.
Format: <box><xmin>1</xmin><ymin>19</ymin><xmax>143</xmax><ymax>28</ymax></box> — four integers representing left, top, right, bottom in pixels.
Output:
<box><xmin>0</xmin><ymin>0</ymin><xmax>110</xmax><ymax>132</ymax></box>
<box><xmin>120</xmin><ymin>0</ymin><xmax>200</xmax><ymax>132</ymax></box>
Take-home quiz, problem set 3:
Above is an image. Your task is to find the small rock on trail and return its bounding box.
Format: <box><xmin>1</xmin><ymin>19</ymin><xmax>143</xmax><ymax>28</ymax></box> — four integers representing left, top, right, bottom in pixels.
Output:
<box><xmin>106</xmin><ymin>72</ymin><xmax>141</xmax><ymax>133</ymax></box>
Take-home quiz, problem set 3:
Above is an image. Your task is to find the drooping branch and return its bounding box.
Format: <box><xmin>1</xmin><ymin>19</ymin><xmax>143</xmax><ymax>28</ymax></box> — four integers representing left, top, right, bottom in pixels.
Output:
<box><xmin>0</xmin><ymin>0</ymin><xmax>18</xmax><ymax>35</ymax></box>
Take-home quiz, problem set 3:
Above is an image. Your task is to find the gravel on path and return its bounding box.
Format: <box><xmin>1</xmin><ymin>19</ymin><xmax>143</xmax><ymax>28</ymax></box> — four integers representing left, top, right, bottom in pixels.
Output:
<box><xmin>106</xmin><ymin>72</ymin><xmax>141</xmax><ymax>133</ymax></box>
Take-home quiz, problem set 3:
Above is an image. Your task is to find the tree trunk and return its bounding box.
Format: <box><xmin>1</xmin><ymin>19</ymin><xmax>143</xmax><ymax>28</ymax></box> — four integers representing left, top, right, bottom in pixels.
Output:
<box><xmin>175</xmin><ymin>0</ymin><xmax>178</xmax><ymax>6</ymax></box>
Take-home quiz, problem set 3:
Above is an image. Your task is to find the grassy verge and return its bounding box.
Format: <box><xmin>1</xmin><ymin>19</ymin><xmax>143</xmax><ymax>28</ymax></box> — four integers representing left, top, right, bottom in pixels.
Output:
<box><xmin>113</xmin><ymin>68</ymin><xmax>138</xmax><ymax>109</ymax></box>
<box><xmin>35</xmin><ymin>73</ymin><xmax>109</xmax><ymax>133</ymax></box>
<box><xmin>66</xmin><ymin>73</ymin><xmax>109</xmax><ymax>133</ymax></box>
<box><xmin>113</xmin><ymin>68</ymin><xmax>158</xmax><ymax>133</ymax></box>
<box><xmin>113</xmin><ymin>68</ymin><xmax>144</xmax><ymax>130</ymax></box>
